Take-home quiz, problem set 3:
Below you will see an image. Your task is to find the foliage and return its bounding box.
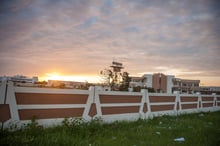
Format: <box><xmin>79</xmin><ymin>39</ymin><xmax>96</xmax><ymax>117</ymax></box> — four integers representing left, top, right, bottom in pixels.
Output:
<box><xmin>119</xmin><ymin>72</ymin><xmax>131</xmax><ymax>91</ymax></box>
<box><xmin>146</xmin><ymin>87</ymin><xmax>155</xmax><ymax>92</ymax></box>
<box><xmin>0</xmin><ymin>116</ymin><xmax>44</xmax><ymax>145</ymax></box>
<box><xmin>36</xmin><ymin>81</ymin><xmax>47</xmax><ymax>85</ymax></box>
<box><xmin>100</xmin><ymin>68</ymin><xmax>131</xmax><ymax>91</ymax></box>
<box><xmin>22</xmin><ymin>116</ymin><xmax>44</xmax><ymax>136</ymax></box>
<box><xmin>132</xmin><ymin>86</ymin><xmax>142</xmax><ymax>92</ymax></box>
<box><xmin>100</xmin><ymin>68</ymin><xmax>119</xmax><ymax>90</ymax></box>
<box><xmin>58</xmin><ymin>83</ymin><xmax>65</xmax><ymax>89</ymax></box>
<box><xmin>79</xmin><ymin>82</ymin><xmax>96</xmax><ymax>90</ymax></box>
<box><xmin>132</xmin><ymin>86</ymin><xmax>155</xmax><ymax>92</ymax></box>
<box><xmin>1</xmin><ymin>111</ymin><xmax>220</xmax><ymax>146</ymax></box>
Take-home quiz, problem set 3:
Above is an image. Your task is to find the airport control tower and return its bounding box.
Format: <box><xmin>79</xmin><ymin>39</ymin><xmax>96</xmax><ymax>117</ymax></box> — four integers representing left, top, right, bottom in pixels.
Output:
<box><xmin>110</xmin><ymin>61</ymin><xmax>124</xmax><ymax>72</ymax></box>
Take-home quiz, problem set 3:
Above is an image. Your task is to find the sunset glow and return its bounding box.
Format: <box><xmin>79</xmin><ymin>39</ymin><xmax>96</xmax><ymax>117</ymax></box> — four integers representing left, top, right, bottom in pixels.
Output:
<box><xmin>39</xmin><ymin>73</ymin><xmax>100</xmax><ymax>83</ymax></box>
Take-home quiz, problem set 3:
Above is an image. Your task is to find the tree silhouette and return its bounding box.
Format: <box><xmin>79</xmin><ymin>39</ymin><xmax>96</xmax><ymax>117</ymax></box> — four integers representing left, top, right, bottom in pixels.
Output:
<box><xmin>100</xmin><ymin>68</ymin><xmax>131</xmax><ymax>91</ymax></box>
<box><xmin>119</xmin><ymin>72</ymin><xmax>131</xmax><ymax>91</ymax></box>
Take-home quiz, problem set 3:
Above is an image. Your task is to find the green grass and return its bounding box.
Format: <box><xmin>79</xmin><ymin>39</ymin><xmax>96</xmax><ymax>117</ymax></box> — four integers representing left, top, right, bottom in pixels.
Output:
<box><xmin>1</xmin><ymin>111</ymin><xmax>220</xmax><ymax>146</ymax></box>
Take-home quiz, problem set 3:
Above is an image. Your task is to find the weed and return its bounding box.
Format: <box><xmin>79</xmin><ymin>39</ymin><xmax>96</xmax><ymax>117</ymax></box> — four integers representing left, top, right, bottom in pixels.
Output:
<box><xmin>0</xmin><ymin>111</ymin><xmax>220</xmax><ymax>146</ymax></box>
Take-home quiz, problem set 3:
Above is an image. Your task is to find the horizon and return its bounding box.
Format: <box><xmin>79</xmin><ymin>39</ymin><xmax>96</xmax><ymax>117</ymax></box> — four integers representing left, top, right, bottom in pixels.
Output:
<box><xmin>1</xmin><ymin>71</ymin><xmax>220</xmax><ymax>87</ymax></box>
<box><xmin>0</xmin><ymin>0</ymin><xmax>220</xmax><ymax>86</ymax></box>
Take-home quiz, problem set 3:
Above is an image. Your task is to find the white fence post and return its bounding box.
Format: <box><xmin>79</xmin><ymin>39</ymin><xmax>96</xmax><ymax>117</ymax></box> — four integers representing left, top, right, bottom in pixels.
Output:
<box><xmin>4</xmin><ymin>81</ymin><xmax>20</xmax><ymax>129</ymax></box>
<box><xmin>174</xmin><ymin>93</ymin><xmax>180</xmax><ymax>116</ymax></box>
<box><xmin>82</xmin><ymin>86</ymin><xmax>95</xmax><ymax>121</ymax></box>
<box><xmin>0</xmin><ymin>81</ymin><xmax>7</xmax><ymax>129</ymax></box>
<box><xmin>198</xmin><ymin>94</ymin><xmax>202</xmax><ymax>112</ymax></box>
<box><xmin>0</xmin><ymin>80</ymin><xmax>7</xmax><ymax>104</ymax></box>
<box><xmin>213</xmin><ymin>94</ymin><xmax>217</xmax><ymax>111</ymax></box>
<box><xmin>93</xmin><ymin>86</ymin><xmax>102</xmax><ymax>119</ymax></box>
<box><xmin>146</xmin><ymin>91</ymin><xmax>152</xmax><ymax>119</ymax></box>
<box><xmin>177</xmin><ymin>94</ymin><xmax>182</xmax><ymax>114</ymax></box>
<box><xmin>140</xmin><ymin>89</ymin><xmax>147</xmax><ymax>119</ymax></box>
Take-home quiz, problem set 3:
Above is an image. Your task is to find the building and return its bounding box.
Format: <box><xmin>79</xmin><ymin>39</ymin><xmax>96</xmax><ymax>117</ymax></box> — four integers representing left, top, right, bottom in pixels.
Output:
<box><xmin>130</xmin><ymin>76</ymin><xmax>145</xmax><ymax>88</ymax></box>
<box><xmin>152</xmin><ymin>73</ymin><xmax>167</xmax><ymax>93</ymax></box>
<box><xmin>143</xmin><ymin>74</ymin><xmax>153</xmax><ymax>88</ymax></box>
<box><xmin>167</xmin><ymin>75</ymin><xmax>175</xmax><ymax>94</ymax></box>
<box><xmin>194</xmin><ymin>86</ymin><xmax>220</xmax><ymax>95</ymax></box>
<box><xmin>129</xmin><ymin>73</ymin><xmax>202</xmax><ymax>94</ymax></box>
<box><xmin>130</xmin><ymin>73</ymin><xmax>174</xmax><ymax>93</ymax></box>
<box><xmin>0</xmin><ymin>75</ymin><xmax>38</xmax><ymax>83</ymax></box>
<box><xmin>47</xmin><ymin>80</ymin><xmax>86</xmax><ymax>89</ymax></box>
<box><xmin>172</xmin><ymin>78</ymin><xmax>200</xmax><ymax>94</ymax></box>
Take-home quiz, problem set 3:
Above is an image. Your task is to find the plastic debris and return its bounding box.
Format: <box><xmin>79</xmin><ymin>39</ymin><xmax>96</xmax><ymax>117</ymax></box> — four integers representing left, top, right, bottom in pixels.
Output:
<box><xmin>174</xmin><ymin>137</ymin><xmax>185</xmax><ymax>142</ymax></box>
<box><xmin>156</xmin><ymin>132</ymin><xmax>161</xmax><ymax>135</ymax></box>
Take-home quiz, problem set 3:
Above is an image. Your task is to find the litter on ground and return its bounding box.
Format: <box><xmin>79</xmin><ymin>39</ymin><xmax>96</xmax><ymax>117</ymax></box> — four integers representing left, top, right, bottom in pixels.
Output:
<box><xmin>156</xmin><ymin>132</ymin><xmax>161</xmax><ymax>135</ymax></box>
<box><xmin>174</xmin><ymin>137</ymin><xmax>185</xmax><ymax>142</ymax></box>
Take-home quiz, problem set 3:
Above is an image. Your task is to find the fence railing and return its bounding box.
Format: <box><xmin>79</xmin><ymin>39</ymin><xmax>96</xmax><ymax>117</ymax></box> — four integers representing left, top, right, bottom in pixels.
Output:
<box><xmin>0</xmin><ymin>81</ymin><xmax>220</xmax><ymax>129</ymax></box>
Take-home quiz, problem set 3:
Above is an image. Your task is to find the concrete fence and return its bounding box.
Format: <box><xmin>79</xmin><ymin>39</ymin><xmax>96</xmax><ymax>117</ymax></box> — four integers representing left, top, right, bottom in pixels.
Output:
<box><xmin>0</xmin><ymin>81</ymin><xmax>220</xmax><ymax>129</ymax></box>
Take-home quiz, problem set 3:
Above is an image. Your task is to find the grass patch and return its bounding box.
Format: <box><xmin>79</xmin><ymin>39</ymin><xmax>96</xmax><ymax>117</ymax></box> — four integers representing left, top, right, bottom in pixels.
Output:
<box><xmin>1</xmin><ymin>111</ymin><xmax>220</xmax><ymax>146</ymax></box>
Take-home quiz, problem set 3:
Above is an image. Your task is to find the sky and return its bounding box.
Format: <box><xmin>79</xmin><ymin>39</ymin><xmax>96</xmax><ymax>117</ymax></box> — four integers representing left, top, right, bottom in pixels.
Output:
<box><xmin>0</xmin><ymin>0</ymin><xmax>220</xmax><ymax>86</ymax></box>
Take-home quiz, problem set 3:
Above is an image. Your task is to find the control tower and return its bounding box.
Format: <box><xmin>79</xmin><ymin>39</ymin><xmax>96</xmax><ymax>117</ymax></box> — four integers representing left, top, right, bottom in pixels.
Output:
<box><xmin>110</xmin><ymin>61</ymin><xmax>124</xmax><ymax>72</ymax></box>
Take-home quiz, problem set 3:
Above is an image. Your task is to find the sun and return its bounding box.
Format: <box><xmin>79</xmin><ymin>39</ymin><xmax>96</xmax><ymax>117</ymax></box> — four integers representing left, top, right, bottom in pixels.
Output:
<box><xmin>39</xmin><ymin>72</ymin><xmax>100</xmax><ymax>83</ymax></box>
<box><xmin>44</xmin><ymin>73</ymin><xmax>62</xmax><ymax>81</ymax></box>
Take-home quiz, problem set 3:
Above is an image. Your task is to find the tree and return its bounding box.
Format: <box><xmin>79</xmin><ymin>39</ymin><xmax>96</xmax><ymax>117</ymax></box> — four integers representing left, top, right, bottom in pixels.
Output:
<box><xmin>119</xmin><ymin>72</ymin><xmax>131</xmax><ymax>91</ymax></box>
<box><xmin>79</xmin><ymin>82</ymin><xmax>95</xmax><ymax>90</ymax></box>
<box><xmin>100</xmin><ymin>61</ymin><xmax>132</xmax><ymax>91</ymax></box>
<box><xmin>100</xmin><ymin>69</ymin><xmax>131</xmax><ymax>91</ymax></box>
<box><xmin>133</xmin><ymin>86</ymin><xmax>142</xmax><ymax>92</ymax></box>
<box><xmin>146</xmin><ymin>87</ymin><xmax>155</xmax><ymax>93</ymax></box>
<box><xmin>100</xmin><ymin>68</ymin><xmax>120</xmax><ymax>90</ymax></box>
<box><xmin>59</xmin><ymin>83</ymin><xmax>65</xmax><ymax>89</ymax></box>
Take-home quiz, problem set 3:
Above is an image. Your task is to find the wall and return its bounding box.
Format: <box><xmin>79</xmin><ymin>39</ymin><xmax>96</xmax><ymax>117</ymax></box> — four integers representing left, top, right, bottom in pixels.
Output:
<box><xmin>0</xmin><ymin>81</ymin><xmax>220</xmax><ymax>129</ymax></box>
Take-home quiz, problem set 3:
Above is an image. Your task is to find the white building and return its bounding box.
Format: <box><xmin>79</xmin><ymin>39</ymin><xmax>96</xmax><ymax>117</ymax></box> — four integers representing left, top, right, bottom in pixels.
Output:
<box><xmin>166</xmin><ymin>75</ymin><xmax>175</xmax><ymax>94</ymax></box>
<box><xmin>143</xmin><ymin>74</ymin><xmax>153</xmax><ymax>88</ymax></box>
<box><xmin>172</xmin><ymin>78</ymin><xmax>200</xmax><ymax>94</ymax></box>
<box><xmin>129</xmin><ymin>73</ymin><xmax>202</xmax><ymax>94</ymax></box>
<box><xmin>0</xmin><ymin>75</ymin><xmax>38</xmax><ymax>83</ymax></box>
<box><xmin>130</xmin><ymin>76</ymin><xmax>145</xmax><ymax>88</ymax></box>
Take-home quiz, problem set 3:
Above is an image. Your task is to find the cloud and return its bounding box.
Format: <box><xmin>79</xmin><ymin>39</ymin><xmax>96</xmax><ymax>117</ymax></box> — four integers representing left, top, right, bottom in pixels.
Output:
<box><xmin>123</xmin><ymin>26</ymin><xmax>139</xmax><ymax>33</ymax></box>
<box><xmin>77</xmin><ymin>16</ymin><xmax>99</xmax><ymax>28</ymax></box>
<box><xmin>101</xmin><ymin>0</ymin><xmax>114</xmax><ymax>15</ymax></box>
<box><xmin>0</xmin><ymin>0</ymin><xmax>219</xmax><ymax>85</ymax></box>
